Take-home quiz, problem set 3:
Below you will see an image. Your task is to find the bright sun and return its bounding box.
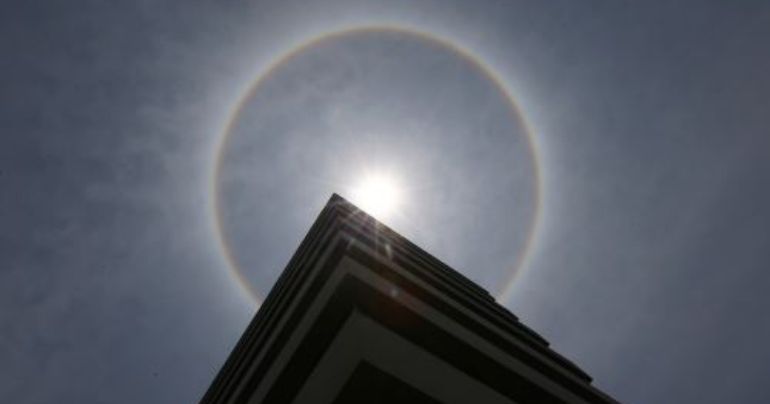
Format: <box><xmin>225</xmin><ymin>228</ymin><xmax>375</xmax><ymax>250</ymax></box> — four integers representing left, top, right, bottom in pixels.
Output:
<box><xmin>349</xmin><ymin>172</ymin><xmax>402</xmax><ymax>220</ymax></box>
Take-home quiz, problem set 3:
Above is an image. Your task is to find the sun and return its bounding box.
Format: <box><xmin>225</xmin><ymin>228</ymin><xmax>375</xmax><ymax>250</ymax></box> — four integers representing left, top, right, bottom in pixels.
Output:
<box><xmin>348</xmin><ymin>171</ymin><xmax>402</xmax><ymax>220</ymax></box>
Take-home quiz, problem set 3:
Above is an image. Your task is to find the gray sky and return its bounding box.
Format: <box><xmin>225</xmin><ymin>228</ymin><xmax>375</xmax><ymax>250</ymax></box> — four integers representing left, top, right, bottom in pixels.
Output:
<box><xmin>2</xmin><ymin>1</ymin><xmax>769</xmax><ymax>403</ymax></box>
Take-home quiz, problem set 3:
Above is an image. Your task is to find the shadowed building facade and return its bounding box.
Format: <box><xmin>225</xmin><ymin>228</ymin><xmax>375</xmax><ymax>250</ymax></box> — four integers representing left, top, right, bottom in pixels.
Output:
<box><xmin>202</xmin><ymin>194</ymin><xmax>620</xmax><ymax>404</ymax></box>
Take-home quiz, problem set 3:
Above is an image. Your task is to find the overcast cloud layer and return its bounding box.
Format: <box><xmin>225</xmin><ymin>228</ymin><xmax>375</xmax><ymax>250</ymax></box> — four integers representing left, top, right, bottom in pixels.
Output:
<box><xmin>2</xmin><ymin>1</ymin><xmax>769</xmax><ymax>403</ymax></box>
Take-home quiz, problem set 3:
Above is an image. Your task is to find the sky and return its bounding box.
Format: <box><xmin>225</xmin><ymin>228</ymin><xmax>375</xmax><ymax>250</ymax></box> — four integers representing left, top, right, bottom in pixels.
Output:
<box><xmin>2</xmin><ymin>1</ymin><xmax>769</xmax><ymax>403</ymax></box>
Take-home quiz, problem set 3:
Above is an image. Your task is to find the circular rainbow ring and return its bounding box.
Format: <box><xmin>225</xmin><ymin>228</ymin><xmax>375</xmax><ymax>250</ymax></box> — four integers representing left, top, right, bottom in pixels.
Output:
<box><xmin>209</xmin><ymin>25</ymin><xmax>543</xmax><ymax>305</ymax></box>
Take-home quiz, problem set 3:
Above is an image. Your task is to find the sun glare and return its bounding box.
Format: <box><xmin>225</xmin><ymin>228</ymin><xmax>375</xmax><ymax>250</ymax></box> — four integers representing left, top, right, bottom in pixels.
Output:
<box><xmin>349</xmin><ymin>172</ymin><xmax>402</xmax><ymax>220</ymax></box>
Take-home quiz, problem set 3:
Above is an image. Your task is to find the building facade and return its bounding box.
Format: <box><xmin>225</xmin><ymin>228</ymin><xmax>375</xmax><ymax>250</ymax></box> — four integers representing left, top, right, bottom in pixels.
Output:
<box><xmin>202</xmin><ymin>194</ymin><xmax>619</xmax><ymax>403</ymax></box>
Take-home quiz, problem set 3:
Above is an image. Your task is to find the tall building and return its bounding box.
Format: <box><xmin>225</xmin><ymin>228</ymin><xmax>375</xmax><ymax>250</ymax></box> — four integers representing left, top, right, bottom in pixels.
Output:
<box><xmin>202</xmin><ymin>194</ymin><xmax>619</xmax><ymax>403</ymax></box>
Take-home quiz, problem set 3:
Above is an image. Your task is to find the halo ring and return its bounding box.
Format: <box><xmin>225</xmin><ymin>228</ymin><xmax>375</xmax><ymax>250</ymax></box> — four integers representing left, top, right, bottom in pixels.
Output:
<box><xmin>210</xmin><ymin>25</ymin><xmax>542</xmax><ymax>304</ymax></box>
